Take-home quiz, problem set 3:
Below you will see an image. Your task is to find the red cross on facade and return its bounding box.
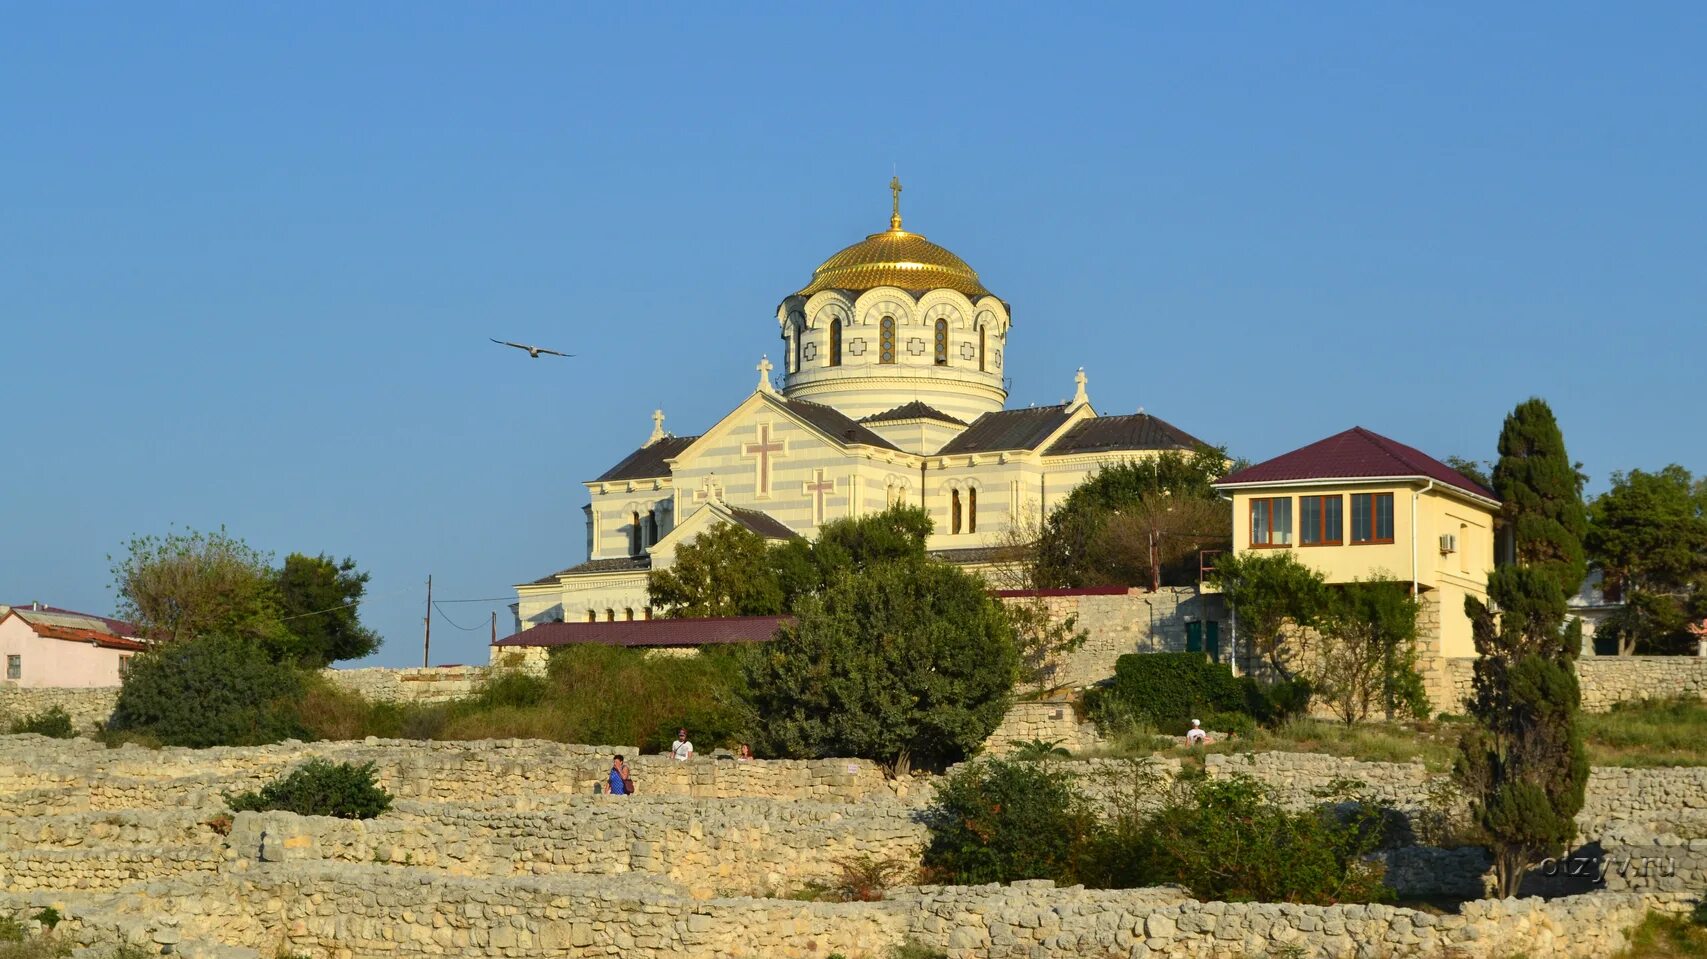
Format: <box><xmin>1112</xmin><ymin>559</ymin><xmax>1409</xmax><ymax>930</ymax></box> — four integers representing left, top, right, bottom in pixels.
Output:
<box><xmin>742</xmin><ymin>423</ymin><xmax>786</xmax><ymax>497</ymax></box>
<box><xmin>803</xmin><ymin>469</ymin><xmax>835</xmax><ymax>525</ymax></box>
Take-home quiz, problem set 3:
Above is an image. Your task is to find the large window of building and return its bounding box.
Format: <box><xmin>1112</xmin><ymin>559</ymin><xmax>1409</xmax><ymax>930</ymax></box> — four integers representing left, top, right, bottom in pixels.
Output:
<box><xmin>1299</xmin><ymin>495</ymin><xmax>1343</xmax><ymax>546</ymax></box>
<box><xmin>630</xmin><ymin>511</ymin><xmax>642</xmax><ymax>555</ymax></box>
<box><xmin>979</xmin><ymin>326</ymin><xmax>987</xmax><ymax>371</ymax></box>
<box><xmin>951</xmin><ymin>489</ymin><xmax>963</xmax><ymax>534</ymax></box>
<box><xmin>934</xmin><ymin>318</ymin><xmax>948</xmax><ymax>365</ymax></box>
<box><xmin>1250</xmin><ymin>497</ymin><xmax>1292</xmax><ymax>547</ymax></box>
<box><xmin>1350</xmin><ymin>492</ymin><xmax>1396</xmax><ymax>544</ymax></box>
<box><xmin>828</xmin><ymin>319</ymin><xmax>842</xmax><ymax>367</ymax></box>
<box><xmin>968</xmin><ymin>487</ymin><xmax>977</xmax><ymax>533</ymax></box>
<box><xmin>879</xmin><ymin>316</ymin><xmax>896</xmax><ymax>364</ymax></box>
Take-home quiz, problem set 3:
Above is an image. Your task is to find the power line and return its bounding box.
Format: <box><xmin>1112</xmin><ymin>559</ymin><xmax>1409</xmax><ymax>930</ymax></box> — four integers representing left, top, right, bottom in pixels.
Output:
<box><xmin>432</xmin><ymin>595</ymin><xmax>516</xmax><ymax>604</ymax></box>
<box><xmin>431</xmin><ymin>602</ymin><xmax>491</xmax><ymax>632</ymax></box>
<box><xmin>277</xmin><ymin>584</ymin><xmax>416</xmax><ymax>622</ymax></box>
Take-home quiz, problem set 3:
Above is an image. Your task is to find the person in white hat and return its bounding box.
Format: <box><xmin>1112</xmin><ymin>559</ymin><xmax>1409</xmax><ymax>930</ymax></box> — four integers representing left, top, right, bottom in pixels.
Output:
<box><xmin>1186</xmin><ymin>718</ymin><xmax>1208</xmax><ymax>746</ymax></box>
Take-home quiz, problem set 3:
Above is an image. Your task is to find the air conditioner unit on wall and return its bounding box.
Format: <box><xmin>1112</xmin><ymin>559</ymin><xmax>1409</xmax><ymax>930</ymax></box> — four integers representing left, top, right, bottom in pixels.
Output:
<box><xmin>1439</xmin><ymin>533</ymin><xmax>1458</xmax><ymax>553</ymax></box>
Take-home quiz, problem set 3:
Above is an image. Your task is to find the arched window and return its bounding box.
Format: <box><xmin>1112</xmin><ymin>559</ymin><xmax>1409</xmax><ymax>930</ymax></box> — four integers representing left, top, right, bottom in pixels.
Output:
<box><xmin>586</xmin><ymin>610</ymin><xmax>596</xmax><ymax>623</ymax></box>
<box><xmin>631</xmin><ymin>511</ymin><xmax>642</xmax><ymax>555</ymax></box>
<box><xmin>642</xmin><ymin>607</ymin><xmax>652</xmax><ymax>620</ymax></box>
<box><xmin>646</xmin><ymin>509</ymin><xmax>658</xmax><ymax>546</ymax></box>
<box><xmin>934</xmin><ymin>318</ymin><xmax>948</xmax><ymax>366</ymax></box>
<box><xmin>604</xmin><ymin>609</ymin><xmax>615</xmax><ymax>622</ymax></box>
<box><xmin>979</xmin><ymin>326</ymin><xmax>987</xmax><ymax>372</ymax></box>
<box><xmin>951</xmin><ymin>489</ymin><xmax>963</xmax><ymax>534</ymax></box>
<box><xmin>879</xmin><ymin>316</ymin><xmax>896</xmax><ymax>364</ymax></box>
<box><xmin>968</xmin><ymin>487</ymin><xmax>977</xmax><ymax>533</ymax></box>
<box><xmin>792</xmin><ymin>326</ymin><xmax>801</xmax><ymax>373</ymax></box>
<box><xmin>828</xmin><ymin>319</ymin><xmax>842</xmax><ymax>367</ymax></box>
<box><xmin>624</xmin><ymin>608</ymin><xmax>634</xmax><ymax>621</ymax></box>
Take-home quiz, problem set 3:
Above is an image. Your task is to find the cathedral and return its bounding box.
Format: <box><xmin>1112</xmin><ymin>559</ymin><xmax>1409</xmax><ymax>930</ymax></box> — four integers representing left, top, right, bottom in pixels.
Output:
<box><xmin>513</xmin><ymin>182</ymin><xmax>1213</xmax><ymax>629</ymax></box>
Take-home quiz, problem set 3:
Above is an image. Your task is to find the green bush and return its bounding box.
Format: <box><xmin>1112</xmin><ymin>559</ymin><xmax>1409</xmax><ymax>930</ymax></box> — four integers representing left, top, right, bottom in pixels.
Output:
<box><xmin>1239</xmin><ymin>676</ymin><xmax>1313</xmax><ymax>725</ymax></box>
<box><xmin>1088</xmin><ymin>652</ymin><xmax>1243</xmax><ymax>731</ymax></box>
<box><xmin>920</xmin><ymin>759</ymin><xmax>1098</xmax><ymax>885</ymax></box>
<box><xmin>7</xmin><ymin>707</ymin><xmax>75</xmax><ymax>739</ymax></box>
<box><xmin>225</xmin><ymin>758</ymin><xmax>392</xmax><ymax>819</ymax></box>
<box><xmin>1084</xmin><ymin>773</ymin><xmax>1392</xmax><ymax>904</ymax></box>
<box><xmin>108</xmin><ymin>634</ymin><xmax>307</xmax><ymax>747</ymax></box>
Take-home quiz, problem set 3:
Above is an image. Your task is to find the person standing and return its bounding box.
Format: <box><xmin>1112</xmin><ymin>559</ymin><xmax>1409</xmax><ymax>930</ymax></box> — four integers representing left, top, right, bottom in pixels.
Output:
<box><xmin>608</xmin><ymin>755</ymin><xmax>629</xmax><ymax>796</ymax></box>
<box><xmin>671</xmin><ymin>728</ymin><xmax>694</xmax><ymax>761</ymax></box>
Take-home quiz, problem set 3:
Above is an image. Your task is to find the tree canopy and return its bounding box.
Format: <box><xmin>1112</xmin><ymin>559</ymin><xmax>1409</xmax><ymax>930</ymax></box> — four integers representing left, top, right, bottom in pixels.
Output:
<box><xmin>741</xmin><ymin>558</ymin><xmax>1019</xmax><ymax>771</ymax></box>
<box><xmin>1036</xmin><ymin>448</ymin><xmax>1232</xmax><ymax>590</ymax></box>
<box><xmin>1209</xmin><ymin>550</ymin><xmax>1330</xmax><ymax>680</ymax></box>
<box><xmin>275</xmin><ymin>554</ymin><xmax>383</xmax><ymax>666</ymax></box>
<box><xmin>647</xmin><ymin>522</ymin><xmax>786</xmax><ymax>618</ymax></box>
<box><xmin>1491</xmin><ymin>398</ymin><xmax>1589</xmax><ymax>595</ymax></box>
<box><xmin>1586</xmin><ymin>465</ymin><xmax>1707</xmax><ymax>654</ymax></box>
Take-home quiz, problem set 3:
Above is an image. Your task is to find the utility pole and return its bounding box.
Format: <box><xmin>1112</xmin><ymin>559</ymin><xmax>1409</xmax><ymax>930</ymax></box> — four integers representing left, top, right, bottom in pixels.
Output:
<box><xmin>422</xmin><ymin>574</ymin><xmax>433</xmax><ymax>668</ymax></box>
<box><xmin>490</xmin><ymin>610</ymin><xmax>497</xmax><ymax>646</ymax></box>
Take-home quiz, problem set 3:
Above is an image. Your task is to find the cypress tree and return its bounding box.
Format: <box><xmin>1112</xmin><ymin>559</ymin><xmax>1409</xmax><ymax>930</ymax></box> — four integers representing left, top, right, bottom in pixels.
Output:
<box><xmin>1457</xmin><ymin>398</ymin><xmax>1590</xmax><ymax>897</ymax></box>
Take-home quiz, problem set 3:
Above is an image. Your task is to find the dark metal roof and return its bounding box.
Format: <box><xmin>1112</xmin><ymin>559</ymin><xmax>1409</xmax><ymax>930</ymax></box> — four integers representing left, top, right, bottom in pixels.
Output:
<box><xmin>779</xmin><ymin>398</ymin><xmax>902</xmax><ymax>450</ymax></box>
<box><xmin>521</xmin><ymin>556</ymin><xmax>651</xmax><ymax>587</ymax></box>
<box><xmin>1215</xmin><ymin>426</ymin><xmax>1499</xmax><ymax>502</ymax></box>
<box><xmin>1043</xmin><ymin>412</ymin><xmax>1209</xmax><ymax>456</ymax></box>
<box><xmin>937</xmin><ymin>405</ymin><xmax>1074</xmax><ymax>455</ymax></box>
<box><xmin>724</xmin><ymin>506</ymin><xmax>800</xmax><ymax>540</ymax></box>
<box><xmin>494</xmin><ymin>615</ymin><xmax>793</xmax><ymax>649</ymax></box>
<box><xmin>594</xmin><ymin>435</ymin><xmax>700</xmax><ymax>482</ymax></box>
<box><xmin>860</xmin><ymin>401</ymin><xmax>967</xmax><ymax>427</ymax></box>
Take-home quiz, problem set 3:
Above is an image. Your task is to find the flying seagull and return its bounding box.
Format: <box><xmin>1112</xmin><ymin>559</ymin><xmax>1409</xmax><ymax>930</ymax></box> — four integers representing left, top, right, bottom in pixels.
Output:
<box><xmin>490</xmin><ymin>338</ymin><xmax>573</xmax><ymax>359</ymax></box>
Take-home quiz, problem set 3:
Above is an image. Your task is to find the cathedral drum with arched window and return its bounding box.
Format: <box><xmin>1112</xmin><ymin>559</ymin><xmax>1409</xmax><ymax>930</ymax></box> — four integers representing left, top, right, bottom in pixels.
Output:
<box><xmin>775</xmin><ymin>179</ymin><xmax>1011</xmax><ymax>424</ymax></box>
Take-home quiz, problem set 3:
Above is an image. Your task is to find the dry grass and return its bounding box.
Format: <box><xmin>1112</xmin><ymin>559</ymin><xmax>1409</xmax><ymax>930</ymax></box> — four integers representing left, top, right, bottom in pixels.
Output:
<box><xmin>1614</xmin><ymin>912</ymin><xmax>1707</xmax><ymax>958</ymax></box>
<box><xmin>1582</xmin><ymin>698</ymin><xmax>1707</xmax><ymax>768</ymax></box>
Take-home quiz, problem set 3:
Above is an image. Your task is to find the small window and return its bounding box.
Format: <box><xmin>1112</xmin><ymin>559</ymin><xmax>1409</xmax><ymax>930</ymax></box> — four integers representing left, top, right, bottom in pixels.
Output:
<box><xmin>951</xmin><ymin>489</ymin><xmax>963</xmax><ymax>534</ymax></box>
<box><xmin>631</xmin><ymin>512</ymin><xmax>642</xmax><ymax>555</ymax></box>
<box><xmin>934</xmin><ymin>318</ymin><xmax>948</xmax><ymax>365</ymax></box>
<box><xmin>643</xmin><ymin>607</ymin><xmax>652</xmax><ymax>620</ymax></box>
<box><xmin>624</xmin><ymin>608</ymin><xmax>634</xmax><ymax>621</ymax></box>
<box><xmin>605</xmin><ymin>609</ymin><xmax>615</xmax><ymax>622</ymax></box>
<box><xmin>968</xmin><ymin>487</ymin><xmax>977</xmax><ymax>533</ymax></box>
<box><xmin>1350</xmin><ymin>493</ymin><xmax>1395</xmax><ymax>544</ymax></box>
<box><xmin>1250</xmin><ymin>497</ymin><xmax>1292</xmax><ymax>547</ymax></box>
<box><xmin>587</xmin><ymin>610</ymin><xmax>597</xmax><ymax>623</ymax></box>
<box><xmin>791</xmin><ymin>325</ymin><xmax>801</xmax><ymax>373</ymax></box>
<box><xmin>119</xmin><ymin>656</ymin><xmax>132</xmax><ymax>679</ymax></box>
<box><xmin>1299</xmin><ymin>495</ymin><xmax>1342</xmax><ymax>546</ymax></box>
<box><xmin>978</xmin><ymin>326</ymin><xmax>987</xmax><ymax>372</ymax></box>
<box><xmin>5</xmin><ymin>655</ymin><xmax>19</xmax><ymax>680</ymax></box>
<box><xmin>879</xmin><ymin>316</ymin><xmax>896</xmax><ymax>364</ymax></box>
<box><xmin>828</xmin><ymin>319</ymin><xmax>842</xmax><ymax>367</ymax></box>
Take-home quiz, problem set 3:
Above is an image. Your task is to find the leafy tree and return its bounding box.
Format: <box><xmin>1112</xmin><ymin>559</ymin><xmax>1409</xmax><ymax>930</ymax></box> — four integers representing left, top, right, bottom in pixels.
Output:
<box><xmin>810</xmin><ymin>505</ymin><xmax>932</xmax><ymax>574</ymax></box>
<box><xmin>108</xmin><ymin>634</ymin><xmax>307</xmax><ymax>747</ymax></box>
<box><xmin>1310</xmin><ymin>576</ymin><xmax>1428</xmax><ymax>725</ymax></box>
<box><xmin>1456</xmin><ymin>397</ymin><xmax>1590</xmax><ymax>898</ymax></box>
<box><xmin>110</xmin><ymin>526</ymin><xmax>287</xmax><ymax>646</ymax></box>
<box><xmin>921</xmin><ymin>758</ymin><xmax>1098</xmax><ymax>884</ymax></box>
<box><xmin>990</xmin><ymin>505</ymin><xmax>1089</xmax><ymax>693</ymax></box>
<box><xmin>647</xmin><ymin>522</ymin><xmax>786</xmax><ymax>617</ymax></box>
<box><xmin>1586</xmin><ymin>465</ymin><xmax>1707</xmax><ymax>654</ymax></box>
<box><xmin>274</xmin><ymin>554</ymin><xmax>382</xmax><ymax>666</ymax></box>
<box><xmin>1210</xmin><ymin>550</ymin><xmax>1330</xmax><ymax>680</ymax></box>
<box><xmin>1445</xmin><ymin>455</ymin><xmax>1494</xmax><ymax>492</ymax></box>
<box><xmin>1035</xmin><ymin>448</ymin><xmax>1232</xmax><ymax>590</ymax></box>
<box><xmin>742</xmin><ymin>560</ymin><xmax>1019</xmax><ymax>771</ymax></box>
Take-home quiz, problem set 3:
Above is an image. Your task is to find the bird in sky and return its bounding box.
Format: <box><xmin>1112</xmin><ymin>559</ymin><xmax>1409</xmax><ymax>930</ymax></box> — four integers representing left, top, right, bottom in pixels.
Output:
<box><xmin>490</xmin><ymin>338</ymin><xmax>573</xmax><ymax>358</ymax></box>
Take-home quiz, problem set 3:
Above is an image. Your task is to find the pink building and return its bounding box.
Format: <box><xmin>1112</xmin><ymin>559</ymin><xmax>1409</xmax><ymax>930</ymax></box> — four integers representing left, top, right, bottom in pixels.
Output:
<box><xmin>0</xmin><ymin>603</ymin><xmax>147</xmax><ymax>688</ymax></box>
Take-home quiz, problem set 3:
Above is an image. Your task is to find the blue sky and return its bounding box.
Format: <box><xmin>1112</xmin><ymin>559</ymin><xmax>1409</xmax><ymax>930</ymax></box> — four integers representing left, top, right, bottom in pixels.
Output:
<box><xmin>3</xmin><ymin>4</ymin><xmax>1703</xmax><ymax>667</ymax></box>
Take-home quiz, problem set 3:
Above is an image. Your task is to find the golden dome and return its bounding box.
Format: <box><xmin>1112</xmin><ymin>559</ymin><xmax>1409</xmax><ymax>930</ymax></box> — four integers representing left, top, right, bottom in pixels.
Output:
<box><xmin>796</xmin><ymin>228</ymin><xmax>990</xmax><ymax>298</ymax></box>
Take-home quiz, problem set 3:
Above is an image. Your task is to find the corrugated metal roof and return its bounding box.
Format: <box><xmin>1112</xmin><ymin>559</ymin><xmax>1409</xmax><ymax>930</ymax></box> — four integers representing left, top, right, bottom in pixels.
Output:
<box><xmin>594</xmin><ymin>435</ymin><xmax>700</xmax><ymax>482</ymax></box>
<box><xmin>1215</xmin><ymin>427</ymin><xmax>1499</xmax><ymax>502</ymax></box>
<box><xmin>2</xmin><ymin>605</ymin><xmax>146</xmax><ymax>650</ymax></box>
<box><xmin>937</xmin><ymin>406</ymin><xmax>1074</xmax><ymax>455</ymax></box>
<box><xmin>494</xmin><ymin>615</ymin><xmax>792</xmax><ymax>648</ymax></box>
<box><xmin>724</xmin><ymin>507</ymin><xmax>799</xmax><ymax>540</ymax></box>
<box><xmin>780</xmin><ymin>398</ymin><xmax>902</xmax><ymax>451</ymax></box>
<box><xmin>1043</xmin><ymin>412</ymin><xmax>1209</xmax><ymax>456</ymax></box>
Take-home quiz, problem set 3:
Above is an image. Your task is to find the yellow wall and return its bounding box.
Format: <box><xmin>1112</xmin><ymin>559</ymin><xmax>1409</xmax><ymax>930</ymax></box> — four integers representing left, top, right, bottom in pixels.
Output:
<box><xmin>1223</xmin><ymin>481</ymin><xmax>1495</xmax><ymax>659</ymax></box>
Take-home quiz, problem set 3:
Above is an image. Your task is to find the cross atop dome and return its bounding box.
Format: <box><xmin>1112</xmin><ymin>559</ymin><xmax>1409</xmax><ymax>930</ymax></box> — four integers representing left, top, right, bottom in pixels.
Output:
<box><xmin>889</xmin><ymin>175</ymin><xmax>903</xmax><ymax>231</ymax></box>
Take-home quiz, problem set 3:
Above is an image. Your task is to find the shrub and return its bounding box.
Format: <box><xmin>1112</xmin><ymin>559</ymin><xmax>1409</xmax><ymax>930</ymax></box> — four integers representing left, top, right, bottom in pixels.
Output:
<box><xmin>108</xmin><ymin>634</ymin><xmax>307</xmax><ymax>747</ymax></box>
<box><xmin>225</xmin><ymin>758</ymin><xmax>392</xmax><ymax>819</ymax></box>
<box><xmin>7</xmin><ymin>707</ymin><xmax>74</xmax><ymax>739</ymax></box>
<box><xmin>1239</xmin><ymin>676</ymin><xmax>1313</xmax><ymax>726</ymax></box>
<box><xmin>1086</xmin><ymin>773</ymin><xmax>1393</xmax><ymax>904</ymax></box>
<box><xmin>1088</xmin><ymin>652</ymin><xmax>1244</xmax><ymax>732</ymax></box>
<box><xmin>921</xmin><ymin>759</ymin><xmax>1098</xmax><ymax>885</ymax></box>
<box><xmin>830</xmin><ymin>853</ymin><xmax>915</xmax><ymax>901</ymax></box>
<box><xmin>1008</xmin><ymin>738</ymin><xmax>1071</xmax><ymax>760</ymax></box>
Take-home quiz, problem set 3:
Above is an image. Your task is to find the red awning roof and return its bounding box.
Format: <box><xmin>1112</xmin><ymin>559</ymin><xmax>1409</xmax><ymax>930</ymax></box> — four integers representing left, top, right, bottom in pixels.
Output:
<box><xmin>494</xmin><ymin>615</ymin><xmax>792</xmax><ymax>649</ymax></box>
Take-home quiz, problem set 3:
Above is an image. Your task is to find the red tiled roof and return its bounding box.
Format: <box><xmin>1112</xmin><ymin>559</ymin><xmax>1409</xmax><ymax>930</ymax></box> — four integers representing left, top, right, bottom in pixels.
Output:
<box><xmin>1214</xmin><ymin>427</ymin><xmax>1498</xmax><ymax>502</ymax></box>
<box><xmin>494</xmin><ymin>615</ymin><xmax>792</xmax><ymax>649</ymax></box>
<box><xmin>3</xmin><ymin>605</ymin><xmax>147</xmax><ymax>651</ymax></box>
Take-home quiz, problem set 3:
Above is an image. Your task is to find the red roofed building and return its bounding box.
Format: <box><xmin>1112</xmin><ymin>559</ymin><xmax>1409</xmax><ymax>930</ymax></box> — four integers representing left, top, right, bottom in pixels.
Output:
<box><xmin>1213</xmin><ymin>427</ymin><xmax>1501</xmax><ymax>673</ymax></box>
<box><xmin>490</xmin><ymin>615</ymin><xmax>790</xmax><ymax>668</ymax></box>
<box><xmin>0</xmin><ymin>603</ymin><xmax>148</xmax><ymax>688</ymax></box>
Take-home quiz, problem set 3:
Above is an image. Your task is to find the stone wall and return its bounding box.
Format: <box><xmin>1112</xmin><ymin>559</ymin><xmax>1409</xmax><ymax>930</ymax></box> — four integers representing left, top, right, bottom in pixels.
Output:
<box><xmin>979</xmin><ymin>699</ymin><xmax>1108</xmax><ymax>757</ymax></box>
<box><xmin>998</xmin><ymin>587</ymin><xmax>1225</xmax><ymax>689</ymax></box>
<box><xmin>1578</xmin><ymin>656</ymin><xmax>1707</xmax><ymax>712</ymax></box>
<box><xmin>320</xmin><ymin>665</ymin><xmax>489</xmax><ymax>704</ymax></box>
<box><xmin>0</xmin><ymin>684</ymin><xmax>119</xmax><ymax>732</ymax></box>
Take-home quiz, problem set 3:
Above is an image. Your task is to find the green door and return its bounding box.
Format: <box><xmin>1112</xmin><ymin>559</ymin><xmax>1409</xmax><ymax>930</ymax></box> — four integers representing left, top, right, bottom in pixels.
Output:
<box><xmin>1206</xmin><ymin>621</ymin><xmax>1221</xmax><ymax>661</ymax></box>
<box><xmin>1185</xmin><ymin>621</ymin><xmax>1202</xmax><ymax>653</ymax></box>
